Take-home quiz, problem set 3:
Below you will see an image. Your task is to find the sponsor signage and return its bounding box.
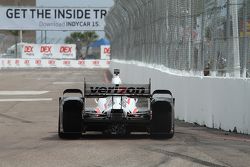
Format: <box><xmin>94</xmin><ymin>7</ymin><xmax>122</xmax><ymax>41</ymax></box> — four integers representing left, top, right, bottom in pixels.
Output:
<box><xmin>0</xmin><ymin>59</ymin><xmax>110</xmax><ymax>68</ymax></box>
<box><xmin>85</xmin><ymin>84</ymin><xmax>150</xmax><ymax>96</ymax></box>
<box><xmin>21</xmin><ymin>44</ymin><xmax>76</xmax><ymax>59</ymax></box>
<box><xmin>0</xmin><ymin>7</ymin><xmax>108</xmax><ymax>30</ymax></box>
<box><xmin>90</xmin><ymin>86</ymin><xmax>146</xmax><ymax>94</ymax></box>
<box><xmin>100</xmin><ymin>45</ymin><xmax>111</xmax><ymax>59</ymax></box>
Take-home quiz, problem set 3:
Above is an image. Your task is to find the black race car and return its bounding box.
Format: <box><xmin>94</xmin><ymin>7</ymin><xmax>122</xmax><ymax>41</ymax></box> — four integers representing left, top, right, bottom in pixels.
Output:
<box><xmin>58</xmin><ymin>69</ymin><xmax>175</xmax><ymax>139</ymax></box>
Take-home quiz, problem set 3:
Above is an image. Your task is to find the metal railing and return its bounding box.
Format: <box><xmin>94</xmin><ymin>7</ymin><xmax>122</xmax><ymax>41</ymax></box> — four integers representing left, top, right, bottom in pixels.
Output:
<box><xmin>105</xmin><ymin>0</ymin><xmax>250</xmax><ymax>77</ymax></box>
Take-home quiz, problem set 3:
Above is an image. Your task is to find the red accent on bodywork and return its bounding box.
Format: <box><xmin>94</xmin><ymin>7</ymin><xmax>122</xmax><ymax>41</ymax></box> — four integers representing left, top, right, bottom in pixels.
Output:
<box><xmin>95</xmin><ymin>108</ymin><xmax>101</xmax><ymax>113</ymax></box>
<box><xmin>127</xmin><ymin>98</ymin><xmax>131</xmax><ymax>105</ymax></box>
<box><xmin>133</xmin><ymin>108</ymin><xmax>138</xmax><ymax>114</ymax></box>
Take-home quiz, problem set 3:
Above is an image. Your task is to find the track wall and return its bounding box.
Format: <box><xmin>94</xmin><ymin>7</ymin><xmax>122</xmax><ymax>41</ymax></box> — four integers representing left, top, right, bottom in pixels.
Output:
<box><xmin>110</xmin><ymin>60</ymin><xmax>250</xmax><ymax>134</ymax></box>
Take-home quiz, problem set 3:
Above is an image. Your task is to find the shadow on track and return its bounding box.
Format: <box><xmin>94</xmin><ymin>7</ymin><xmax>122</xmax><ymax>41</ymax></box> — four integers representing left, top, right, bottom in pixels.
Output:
<box><xmin>42</xmin><ymin>132</ymin><xmax>173</xmax><ymax>141</ymax></box>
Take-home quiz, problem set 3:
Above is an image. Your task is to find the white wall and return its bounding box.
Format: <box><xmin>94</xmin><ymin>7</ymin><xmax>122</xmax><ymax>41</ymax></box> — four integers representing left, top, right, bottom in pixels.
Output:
<box><xmin>110</xmin><ymin>60</ymin><xmax>250</xmax><ymax>134</ymax></box>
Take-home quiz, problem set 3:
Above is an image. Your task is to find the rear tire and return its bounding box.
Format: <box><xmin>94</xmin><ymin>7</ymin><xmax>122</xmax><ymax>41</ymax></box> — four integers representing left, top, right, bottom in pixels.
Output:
<box><xmin>150</xmin><ymin>100</ymin><xmax>174</xmax><ymax>139</ymax></box>
<box><xmin>58</xmin><ymin>116</ymin><xmax>81</xmax><ymax>139</ymax></box>
<box><xmin>58</xmin><ymin>99</ymin><xmax>82</xmax><ymax>139</ymax></box>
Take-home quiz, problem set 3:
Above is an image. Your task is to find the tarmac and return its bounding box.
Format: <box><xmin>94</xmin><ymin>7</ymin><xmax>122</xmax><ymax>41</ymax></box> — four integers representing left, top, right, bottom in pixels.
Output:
<box><xmin>0</xmin><ymin>68</ymin><xmax>249</xmax><ymax>167</ymax></box>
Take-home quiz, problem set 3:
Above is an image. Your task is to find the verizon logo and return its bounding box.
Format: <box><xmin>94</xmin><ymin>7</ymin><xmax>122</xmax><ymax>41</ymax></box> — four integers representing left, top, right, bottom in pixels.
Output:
<box><xmin>90</xmin><ymin>86</ymin><xmax>146</xmax><ymax>94</ymax></box>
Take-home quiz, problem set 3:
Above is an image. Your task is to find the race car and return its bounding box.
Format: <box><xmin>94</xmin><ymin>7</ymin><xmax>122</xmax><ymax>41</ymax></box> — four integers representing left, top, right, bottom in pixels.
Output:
<box><xmin>58</xmin><ymin>69</ymin><xmax>175</xmax><ymax>139</ymax></box>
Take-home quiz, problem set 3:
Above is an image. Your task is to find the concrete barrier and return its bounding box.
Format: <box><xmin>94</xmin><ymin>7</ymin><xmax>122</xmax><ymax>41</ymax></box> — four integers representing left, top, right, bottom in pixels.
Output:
<box><xmin>110</xmin><ymin>60</ymin><xmax>250</xmax><ymax>134</ymax></box>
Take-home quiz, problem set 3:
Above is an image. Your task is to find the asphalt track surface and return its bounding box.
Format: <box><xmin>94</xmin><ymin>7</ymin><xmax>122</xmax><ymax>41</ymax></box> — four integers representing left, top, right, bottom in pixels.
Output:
<box><xmin>0</xmin><ymin>68</ymin><xmax>250</xmax><ymax>167</ymax></box>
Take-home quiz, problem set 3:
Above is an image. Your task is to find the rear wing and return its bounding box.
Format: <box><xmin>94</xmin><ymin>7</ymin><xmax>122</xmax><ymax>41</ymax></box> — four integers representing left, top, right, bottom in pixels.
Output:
<box><xmin>84</xmin><ymin>83</ymin><xmax>151</xmax><ymax>98</ymax></box>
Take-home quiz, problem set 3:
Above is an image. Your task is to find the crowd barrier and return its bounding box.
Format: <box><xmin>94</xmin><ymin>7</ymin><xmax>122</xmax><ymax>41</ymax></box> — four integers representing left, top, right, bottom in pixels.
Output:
<box><xmin>0</xmin><ymin>58</ymin><xmax>110</xmax><ymax>69</ymax></box>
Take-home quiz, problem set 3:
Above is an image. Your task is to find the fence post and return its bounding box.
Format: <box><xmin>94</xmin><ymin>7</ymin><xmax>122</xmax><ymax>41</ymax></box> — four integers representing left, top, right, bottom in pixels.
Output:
<box><xmin>231</xmin><ymin>0</ymin><xmax>240</xmax><ymax>77</ymax></box>
<box><xmin>242</xmin><ymin>0</ymin><xmax>248</xmax><ymax>78</ymax></box>
<box><xmin>200</xmin><ymin>0</ymin><xmax>205</xmax><ymax>73</ymax></box>
<box><xmin>226</xmin><ymin>0</ymin><xmax>231</xmax><ymax>76</ymax></box>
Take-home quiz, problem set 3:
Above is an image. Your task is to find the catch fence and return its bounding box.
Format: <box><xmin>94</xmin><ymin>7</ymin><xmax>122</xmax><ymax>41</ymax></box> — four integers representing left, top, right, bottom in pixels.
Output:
<box><xmin>105</xmin><ymin>0</ymin><xmax>250</xmax><ymax>77</ymax></box>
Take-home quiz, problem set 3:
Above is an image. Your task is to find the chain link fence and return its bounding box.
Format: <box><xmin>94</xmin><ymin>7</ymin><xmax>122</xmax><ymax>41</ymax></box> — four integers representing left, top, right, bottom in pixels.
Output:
<box><xmin>105</xmin><ymin>0</ymin><xmax>250</xmax><ymax>77</ymax></box>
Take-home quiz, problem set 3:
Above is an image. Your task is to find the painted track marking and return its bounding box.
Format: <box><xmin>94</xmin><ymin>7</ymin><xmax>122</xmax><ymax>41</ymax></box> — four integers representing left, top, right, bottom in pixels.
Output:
<box><xmin>0</xmin><ymin>98</ymin><xmax>53</xmax><ymax>102</ymax></box>
<box><xmin>0</xmin><ymin>91</ymin><xmax>49</xmax><ymax>95</ymax></box>
<box><xmin>53</xmin><ymin>82</ymin><xmax>82</xmax><ymax>85</ymax></box>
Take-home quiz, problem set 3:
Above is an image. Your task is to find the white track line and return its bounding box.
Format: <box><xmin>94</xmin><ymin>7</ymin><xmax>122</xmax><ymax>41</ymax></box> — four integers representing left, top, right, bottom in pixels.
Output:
<box><xmin>53</xmin><ymin>82</ymin><xmax>82</xmax><ymax>85</ymax></box>
<box><xmin>0</xmin><ymin>91</ymin><xmax>49</xmax><ymax>95</ymax></box>
<box><xmin>0</xmin><ymin>98</ymin><xmax>53</xmax><ymax>102</ymax></box>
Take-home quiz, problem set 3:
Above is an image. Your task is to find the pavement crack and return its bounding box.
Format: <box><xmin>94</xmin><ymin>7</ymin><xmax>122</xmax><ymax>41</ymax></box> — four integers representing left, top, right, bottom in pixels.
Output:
<box><xmin>0</xmin><ymin>113</ymin><xmax>33</xmax><ymax>123</ymax></box>
<box><xmin>149</xmin><ymin>157</ymin><xmax>171</xmax><ymax>167</ymax></box>
<box><xmin>143</xmin><ymin>147</ymin><xmax>228</xmax><ymax>167</ymax></box>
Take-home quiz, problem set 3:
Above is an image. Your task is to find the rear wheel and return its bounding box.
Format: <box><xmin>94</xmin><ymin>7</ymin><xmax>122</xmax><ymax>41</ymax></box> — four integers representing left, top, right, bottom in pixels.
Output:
<box><xmin>58</xmin><ymin>115</ymin><xmax>81</xmax><ymax>139</ymax></box>
<box><xmin>58</xmin><ymin>99</ymin><xmax>82</xmax><ymax>139</ymax></box>
<box><xmin>150</xmin><ymin>100</ymin><xmax>174</xmax><ymax>139</ymax></box>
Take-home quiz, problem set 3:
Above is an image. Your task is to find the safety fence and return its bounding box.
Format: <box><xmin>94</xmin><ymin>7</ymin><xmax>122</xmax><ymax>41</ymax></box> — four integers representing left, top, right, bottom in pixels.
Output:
<box><xmin>105</xmin><ymin>0</ymin><xmax>250</xmax><ymax>77</ymax></box>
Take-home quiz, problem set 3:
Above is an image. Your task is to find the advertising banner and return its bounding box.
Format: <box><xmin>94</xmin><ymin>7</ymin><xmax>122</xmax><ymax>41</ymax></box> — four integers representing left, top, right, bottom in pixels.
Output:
<box><xmin>100</xmin><ymin>45</ymin><xmax>110</xmax><ymax>59</ymax></box>
<box><xmin>0</xmin><ymin>7</ymin><xmax>108</xmax><ymax>31</ymax></box>
<box><xmin>0</xmin><ymin>59</ymin><xmax>110</xmax><ymax>68</ymax></box>
<box><xmin>21</xmin><ymin>44</ymin><xmax>76</xmax><ymax>59</ymax></box>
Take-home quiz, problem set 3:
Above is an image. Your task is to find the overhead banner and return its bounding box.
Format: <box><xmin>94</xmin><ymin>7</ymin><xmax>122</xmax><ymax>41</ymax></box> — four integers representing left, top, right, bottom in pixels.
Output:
<box><xmin>0</xmin><ymin>7</ymin><xmax>108</xmax><ymax>31</ymax></box>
